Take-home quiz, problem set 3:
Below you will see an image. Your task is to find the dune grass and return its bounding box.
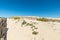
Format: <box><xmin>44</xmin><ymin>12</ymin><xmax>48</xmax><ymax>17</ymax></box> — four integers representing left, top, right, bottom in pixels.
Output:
<box><xmin>37</xmin><ymin>18</ymin><xmax>49</xmax><ymax>22</ymax></box>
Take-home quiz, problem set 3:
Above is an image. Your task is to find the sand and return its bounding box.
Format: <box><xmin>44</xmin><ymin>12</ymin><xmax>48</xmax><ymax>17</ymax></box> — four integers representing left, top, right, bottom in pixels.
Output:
<box><xmin>7</xmin><ymin>17</ymin><xmax>60</xmax><ymax>40</ymax></box>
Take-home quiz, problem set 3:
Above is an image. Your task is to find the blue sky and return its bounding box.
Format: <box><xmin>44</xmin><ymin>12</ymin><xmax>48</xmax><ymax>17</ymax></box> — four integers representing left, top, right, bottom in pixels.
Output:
<box><xmin>0</xmin><ymin>0</ymin><xmax>60</xmax><ymax>17</ymax></box>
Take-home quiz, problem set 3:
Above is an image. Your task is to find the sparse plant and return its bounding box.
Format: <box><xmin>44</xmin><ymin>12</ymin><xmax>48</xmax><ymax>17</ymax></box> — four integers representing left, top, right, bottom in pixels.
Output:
<box><xmin>21</xmin><ymin>21</ymin><xmax>38</xmax><ymax>40</ymax></box>
<box><xmin>31</xmin><ymin>26</ymin><xmax>38</xmax><ymax>40</ymax></box>
<box><xmin>34</xmin><ymin>27</ymin><xmax>38</xmax><ymax>29</ymax></box>
<box><xmin>32</xmin><ymin>31</ymin><xmax>38</xmax><ymax>35</ymax></box>
<box><xmin>37</xmin><ymin>18</ymin><xmax>49</xmax><ymax>22</ymax></box>
<box><xmin>21</xmin><ymin>20</ymin><xmax>27</xmax><ymax>26</ymax></box>
<box><xmin>10</xmin><ymin>16</ymin><xmax>20</xmax><ymax>20</ymax></box>
<box><xmin>10</xmin><ymin>16</ymin><xmax>20</xmax><ymax>23</ymax></box>
<box><xmin>26</xmin><ymin>23</ymin><xmax>30</xmax><ymax>26</ymax></box>
<box><xmin>26</xmin><ymin>23</ymin><xmax>33</xmax><ymax>26</ymax></box>
<box><xmin>13</xmin><ymin>16</ymin><xmax>20</xmax><ymax>20</ymax></box>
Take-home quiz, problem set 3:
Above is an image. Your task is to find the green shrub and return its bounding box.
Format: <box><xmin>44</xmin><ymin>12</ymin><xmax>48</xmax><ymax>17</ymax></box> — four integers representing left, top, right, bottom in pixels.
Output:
<box><xmin>32</xmin><ymin>31</ymin><xmax>38</xmax><ymax>35</ymax></box>
<box><xmin>9</xmin><ymin>16</ymin><xmax>20</xmax><ymax>20</ymax></box>
<box><xmin>37</xmin><ymin>18</ymin><xmax>49</xmax><ymax>22</ymax></box>
<box><xmin>13</xmin><ymin>16</ymin><xmax>20</xmax><ymax>20</ymax></box>
<box><xmin>21</xmin><ymin>20</ymin><xmax>27</xmax><ymax>26</ymax></box>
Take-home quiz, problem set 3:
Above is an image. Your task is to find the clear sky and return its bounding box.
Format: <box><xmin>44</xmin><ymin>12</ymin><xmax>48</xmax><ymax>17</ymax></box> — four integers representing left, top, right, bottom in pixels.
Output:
<box><xmin>0</xmin><ymin>0</ymin><xmax>60</xmax><ymax>17</ymax></box>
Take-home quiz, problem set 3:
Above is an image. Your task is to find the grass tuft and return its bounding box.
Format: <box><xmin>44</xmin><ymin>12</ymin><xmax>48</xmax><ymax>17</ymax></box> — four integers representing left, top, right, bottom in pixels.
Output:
<box><xmin>37</xmin><ymin>18</ymin><xmax>49</xmax><ymax>22</ymax></box>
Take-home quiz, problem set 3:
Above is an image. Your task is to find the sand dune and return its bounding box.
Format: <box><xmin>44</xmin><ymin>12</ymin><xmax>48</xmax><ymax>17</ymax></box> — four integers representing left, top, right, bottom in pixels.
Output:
<box><xmin>7</xmin><ymin>17</ymin><xmax>60</xmax><ymax>40</ymax></box>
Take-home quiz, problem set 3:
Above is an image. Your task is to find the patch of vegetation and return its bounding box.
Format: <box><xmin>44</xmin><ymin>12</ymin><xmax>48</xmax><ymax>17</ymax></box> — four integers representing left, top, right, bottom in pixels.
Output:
<box><xmin>9</xmin><ymin>16</ymin><xmax>20</xmax><ymax>19</ymax></box>
<box><xmin>9</xmin><ymin>16</ymin><xmax>20</xmax><ymax>23</ymax></box>
<box><xmin>21</xmin><ymin>20</ymin><xmax>27</xmax><ymax>26</ymax></box>
<box><xmin>21</xmin><ymin>20</ymin><xmax>39</xmax><ymax>36</ymax></box>
<box><xmin>10</xmin><ymin>16</ymin><xmax>20</xmax><ymax>23</ymax></box>
<box><xmin>23</xmin><ymin>22</ymin><xmax>38</xmax><ymax>35</ymax></box>
<box><xmin>26</xmin><ymin>23</ymin><xmax>33</xmax><ymax>26</ymax></box>
<box><xmin>31</xmin><ymin>26</ymin><xmax>38</xmax><ymax>35</ymax></box>
<box><xmin>34</xmin><ymin>27</ymin><xmax>38</xmax><ymax>29</ymax></box>
<box><xmin>13</xmin><ymin>16</ymin><xmax>20</xmax><ymax>20</ymax></box>
<box><xmin>32</xmin><ymin>31</ymin><xmax>38</xmax><ymax>35</ymax></box>
<box><xmin>31</xmin><ymin>26</ymin><xmax>35</xmax><ymax>29</ymax></box>
<box><xmin>26</xmin><ymin>23</ymin><xmax>30</xmax><ymax>26</ymax></box>
<box><xmin>37</xmin><ymin>18</ymin><xmax>49</xmax><ymax>22</ymax></box>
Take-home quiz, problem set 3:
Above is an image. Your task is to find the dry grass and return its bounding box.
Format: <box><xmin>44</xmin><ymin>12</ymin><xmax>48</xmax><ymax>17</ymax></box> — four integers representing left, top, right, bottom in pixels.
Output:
<box><xmin>37</xmin><ymin>18</ymin><xmax>49</xmax><ymax>22</ymax></box>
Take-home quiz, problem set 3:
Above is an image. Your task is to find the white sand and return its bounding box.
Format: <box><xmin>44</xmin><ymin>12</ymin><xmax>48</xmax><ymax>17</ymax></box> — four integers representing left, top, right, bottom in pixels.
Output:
<box><xmin>7</xmin><ymin>17</ymin><xmax>60</xmax><ymax>40</ymax></box>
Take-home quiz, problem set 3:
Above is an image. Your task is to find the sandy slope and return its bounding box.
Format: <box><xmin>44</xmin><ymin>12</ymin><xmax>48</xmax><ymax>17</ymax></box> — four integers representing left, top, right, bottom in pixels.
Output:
<box><xmin>7</xmin><ymin>17</ymin><xmax>60</xmax><ymax>40</ymax></box>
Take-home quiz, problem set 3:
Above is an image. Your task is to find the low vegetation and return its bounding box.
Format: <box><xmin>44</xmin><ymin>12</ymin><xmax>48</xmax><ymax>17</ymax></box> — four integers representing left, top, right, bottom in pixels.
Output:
<box><xmin>9</xmin><ymin>16</ymin><xmax>20</xmax><ymax>20</ymax></box>
<box><xmin>13</xmin><ymin>16</ymin><xmax>20</xmax><ymax>20</ymax></box>
<box><xmin>21</xmin><ymin>20</ymin><xmax>39</xmax><ymax>35</ymax></box>
<box><xmin>32</xmin><ymin>31</ymin><xmax>38</xmax><ymax>35</ymax></box>
<box><xmin>21</xmin><ymin>20</ymin><xmax>27</xmax><ymax>26</ymax></box>
<box><xmin>37</xmin><ymin>18</ymin><xmax>49</xmax><ymax>22</ymax></box>
<box><xmin>10</xmin><ymin>16</ymin><xmax>20</xmax><ymax>23</ymax></box>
